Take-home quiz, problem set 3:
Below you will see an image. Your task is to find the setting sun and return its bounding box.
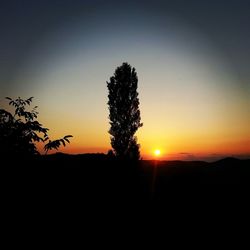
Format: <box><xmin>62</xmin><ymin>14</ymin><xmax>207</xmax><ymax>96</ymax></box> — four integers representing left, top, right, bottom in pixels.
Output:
<box><xmin>154</xmin><ymin>149</ymin><xmax>161</xmax><ymax>156</ymax></box>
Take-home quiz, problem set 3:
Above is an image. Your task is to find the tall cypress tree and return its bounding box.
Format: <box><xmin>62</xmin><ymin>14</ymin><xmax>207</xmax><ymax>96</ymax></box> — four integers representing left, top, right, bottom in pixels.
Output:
<box><xmin>107</xmin><ymin>62</ymin><xmax>143</xmax><ymax>160</ymax></box>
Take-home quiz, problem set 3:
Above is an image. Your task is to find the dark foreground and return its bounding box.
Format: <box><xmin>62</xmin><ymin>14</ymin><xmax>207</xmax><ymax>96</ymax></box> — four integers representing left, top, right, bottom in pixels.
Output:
<box><xmin>3</xmin><ymin>154</ymin><xmax>250</xmax><ymax>243</ymax></box>
<box><xmin>5</xmin><ymin>154</ymin><xmax>249</xmax><ymax>204</ymax></box>
<box><xmin>4</xmin><ymin>154</ymin><xmax>250</xmax><ymax>228</ymax></box>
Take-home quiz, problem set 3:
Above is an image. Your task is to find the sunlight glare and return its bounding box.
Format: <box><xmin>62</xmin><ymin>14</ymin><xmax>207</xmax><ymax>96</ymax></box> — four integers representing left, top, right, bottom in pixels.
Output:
<box><xmin>154</xmin><ymin>149</ymin><xmax>161</xmax><ymax>157</ymax></box>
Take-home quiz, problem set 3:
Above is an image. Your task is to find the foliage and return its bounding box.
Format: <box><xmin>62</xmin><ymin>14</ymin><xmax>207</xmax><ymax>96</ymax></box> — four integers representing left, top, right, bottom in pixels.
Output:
<box><xmin>44</xmin><ymin>135</ymin><xmax>73</xmax><ymax>154</ymax></box>
<box><xmin>0</xmin><ymin>97</ymin><xmax>72</xmax><ymax>157</ymax></box>
<box><xmin>107</xmin><ymin>62</ymin><xmax>143</xmax><ymax>160</ymax></box>
<box><xmin>107</xmin><ymin>149</ymin><xmax>115</xmax><ymax>159</ymax></box>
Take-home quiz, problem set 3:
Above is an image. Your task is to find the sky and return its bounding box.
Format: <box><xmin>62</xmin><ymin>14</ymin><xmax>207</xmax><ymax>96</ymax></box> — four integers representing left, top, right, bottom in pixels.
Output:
<box><xmin>0</xmin><ymin>0</ymin><xmax>250</xmax><ymax>161</ymax></box>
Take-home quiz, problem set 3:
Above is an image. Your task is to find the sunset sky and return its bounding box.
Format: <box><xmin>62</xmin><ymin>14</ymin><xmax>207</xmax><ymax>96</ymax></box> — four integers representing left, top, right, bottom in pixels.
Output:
<box><xmin>1</xmin><ymin>0</ymin><xmax>249</xmax><ymax>161</ymax></box>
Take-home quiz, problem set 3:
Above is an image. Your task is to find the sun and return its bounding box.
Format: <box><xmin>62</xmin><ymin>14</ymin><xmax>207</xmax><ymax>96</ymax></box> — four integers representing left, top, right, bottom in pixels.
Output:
<box><xmin>154</xmin><ymin>149</ymin><xmax>161</xmax><ymax>156</ymax></box>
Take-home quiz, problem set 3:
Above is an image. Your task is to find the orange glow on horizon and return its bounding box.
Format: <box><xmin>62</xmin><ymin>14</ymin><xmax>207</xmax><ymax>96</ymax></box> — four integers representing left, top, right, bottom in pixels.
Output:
<box><xmin>36</xmin><ymin>136</ymin><xmax>250</xmax><ymax>160</ymax></box>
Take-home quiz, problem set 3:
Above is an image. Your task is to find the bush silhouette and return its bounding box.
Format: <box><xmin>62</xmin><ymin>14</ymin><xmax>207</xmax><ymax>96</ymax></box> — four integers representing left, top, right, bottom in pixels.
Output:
<box><xmin>0</xmin><ymin>97</ymin><xmax>72</xmax><ymax>157</ymax></box>
<box><xmin>107</xmin><ymin>62</ymin><xmax>143</xmax><ymax>160</ymax></box>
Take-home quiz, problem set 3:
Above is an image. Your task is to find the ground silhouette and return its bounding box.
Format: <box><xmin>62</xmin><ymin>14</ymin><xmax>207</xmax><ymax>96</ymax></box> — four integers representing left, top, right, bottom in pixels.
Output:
<box><xmin>7</xmin><ymin>154</ymin><xmax>250</xmax><ymax>209</ymax></box>
<box><xmin>3</xmin><ymin>153</ymin><xmax>250</xmax><ymax>237</ymax></box>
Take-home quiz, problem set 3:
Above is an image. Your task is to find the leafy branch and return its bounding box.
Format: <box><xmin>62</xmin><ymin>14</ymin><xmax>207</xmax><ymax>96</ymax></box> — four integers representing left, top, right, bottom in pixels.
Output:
<box><xmin>0</xmin><ymin>97</ymin><xmax>73</xmax><ymax>156</ymax></box>
<box><xmin>44</xmin><ymin>135</ymin><xmax>73</xmax><ymax>154</ymax></box>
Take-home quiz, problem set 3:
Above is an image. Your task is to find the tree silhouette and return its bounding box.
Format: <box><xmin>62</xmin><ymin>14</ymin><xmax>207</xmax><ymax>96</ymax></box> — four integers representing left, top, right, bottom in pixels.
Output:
<box><xmin>107</xmin><ymin>62</ymin><xmax>143</xmax><ymax>160</ymax></box>
<box><xmin>0</xmin><ymin>97</ymin><xmax>72</xmax><ymax>157</ymax></box>
<box><xmin>44</xmin><ymin>135</ymin><xmax>73</xmax><ymax>155</ymax></box>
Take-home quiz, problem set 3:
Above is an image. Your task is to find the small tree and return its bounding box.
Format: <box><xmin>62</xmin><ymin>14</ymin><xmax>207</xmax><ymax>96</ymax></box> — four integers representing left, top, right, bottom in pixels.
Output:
<box><xmin>0</xmin><ymin>97</ymin><xmax>72</xmax><ymax>157</ymax></box>
<box><xmin>107</xmin><ymin>62</ymin><xmax>143</xmax><ymax>160</ymax></box>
